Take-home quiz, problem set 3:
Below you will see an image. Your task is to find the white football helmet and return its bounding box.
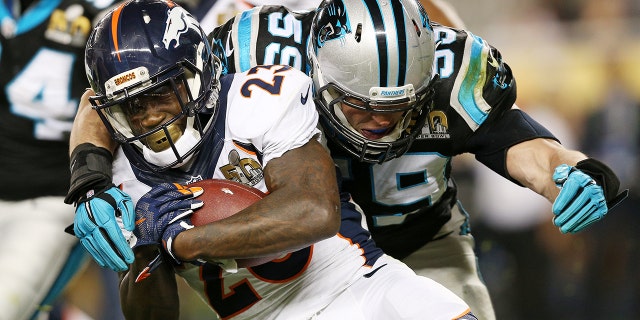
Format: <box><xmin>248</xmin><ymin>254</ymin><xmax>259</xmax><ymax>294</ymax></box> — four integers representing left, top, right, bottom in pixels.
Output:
<box><xmin>308</xmin><ymin>0</ymin><xmax>437</xmax><ymax>163</ymax></box>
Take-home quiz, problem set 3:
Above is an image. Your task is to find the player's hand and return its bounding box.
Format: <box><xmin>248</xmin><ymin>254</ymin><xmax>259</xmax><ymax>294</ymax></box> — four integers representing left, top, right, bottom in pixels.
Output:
<box><xmin>134</xmin><ymin>183</ymin><xmax>203</xmax><ymax>263</ymax></box>
<box><xmin>74</xmin><ymin>186</ymin><xmax>136</xmax><ymax>272</ymax></box>
<box><xmin>552</xmin><ymin>159</ymin><xmax>628</xmax><ymax>234</ymax></box>
<box><xmin>552</xmin><ymin>164</ymin><xmax>607</xmax><ymax>233</ymax></box>
<box><xmin>551</xmin><ymin>157</ymin><xmax>629</xmax><ymax>234</ymax></box>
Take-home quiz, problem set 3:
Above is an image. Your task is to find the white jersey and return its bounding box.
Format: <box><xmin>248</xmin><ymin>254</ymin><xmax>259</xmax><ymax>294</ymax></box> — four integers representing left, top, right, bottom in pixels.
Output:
<box><xmin>113</xmin><ymin>65</ymin><xmax>317</xmax><ymax>200</ymax></box>
<box><xmin>112</xmin><ymin>66</ymin><xmax>385</xmax><ymax>319</ymax></box>
<box><xmin>112</xmin><ymin>65</ymin><xmax>474</xmax><ymax>319</ymax></box>
<box><xmin>175</xmin><ymin>236</ymin><xmax>372</xmax><ymax>319</ymax></box>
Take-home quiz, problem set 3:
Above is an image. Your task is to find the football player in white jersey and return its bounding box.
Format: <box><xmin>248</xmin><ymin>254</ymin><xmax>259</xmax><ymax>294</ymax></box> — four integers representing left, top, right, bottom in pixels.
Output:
<box><xmin>65</xmin><ymin>0</ymin><xmax>628</xmax><ymax>319</ymax></box>
<box><xmin>64</xmin><ymin>0</ymin><xmax>466</xmax><ymax>275</ymax></box>
<box><xmin>82</xmin><ymin>1</ymin><xmax>476</xmax><ymax>319</ymax></box>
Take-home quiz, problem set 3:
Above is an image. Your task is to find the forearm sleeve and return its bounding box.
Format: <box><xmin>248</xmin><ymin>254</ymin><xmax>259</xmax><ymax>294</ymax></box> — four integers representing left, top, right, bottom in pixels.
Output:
<box><xmin>64</xmin><ymin>143</ymin><xmax>114</xmax><ymax>204</ymax></box>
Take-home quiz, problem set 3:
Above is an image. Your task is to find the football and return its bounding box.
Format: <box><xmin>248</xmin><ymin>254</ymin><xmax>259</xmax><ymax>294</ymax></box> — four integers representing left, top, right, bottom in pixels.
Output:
<box><xmin>187</xmin><ymin>179</ymin><xmax>282</xmax><ymax>268</ymax></box>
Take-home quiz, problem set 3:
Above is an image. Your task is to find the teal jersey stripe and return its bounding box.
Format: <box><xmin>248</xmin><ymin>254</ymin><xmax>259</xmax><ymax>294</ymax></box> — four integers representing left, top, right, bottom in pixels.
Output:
<box><xmin>458</xmin><ymin>34</ymin><xmax>488</xmax><ymax>126</ymax></box>
<box><xmin>237</xmin><ymin>10</ymin><xmax>253</xmax><ymax>72</ymax></box>
<box><xmin>16</xmin><ymin>0</ymin><xmax>62</xmax><ymax>36</ymax></box>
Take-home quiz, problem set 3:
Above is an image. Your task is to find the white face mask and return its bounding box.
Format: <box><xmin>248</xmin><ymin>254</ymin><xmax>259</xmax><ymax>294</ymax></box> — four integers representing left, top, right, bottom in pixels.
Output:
<box><xmin>142</xmin><ymin>119</ymin><xmax>201</xmax><ymax>168</ymax></box>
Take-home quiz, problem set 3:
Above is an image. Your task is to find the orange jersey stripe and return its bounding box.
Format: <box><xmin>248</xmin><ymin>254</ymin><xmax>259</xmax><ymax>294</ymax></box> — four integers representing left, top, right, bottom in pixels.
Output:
<box><xmin>232</xmin><ymin>141</ymin><xmax>257</xmax><ymax>156</ymax></box>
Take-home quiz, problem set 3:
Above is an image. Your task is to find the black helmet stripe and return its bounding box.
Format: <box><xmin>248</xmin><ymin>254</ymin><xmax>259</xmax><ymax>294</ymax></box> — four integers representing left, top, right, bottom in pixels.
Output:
<box><xmin>391</xmin><ymin>0</ymin><xmax>407</xmax><ymax>86</ymax></box>
<box><xmin>363</xmin><ymin>0</ymin><xmax>388</xmax><ymax>87</ymax></box>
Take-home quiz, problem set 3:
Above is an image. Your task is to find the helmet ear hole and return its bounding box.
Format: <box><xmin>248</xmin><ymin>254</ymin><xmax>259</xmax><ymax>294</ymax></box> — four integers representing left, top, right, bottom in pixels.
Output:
<box><xmin>411</xmin><ymin>19</ymin><xmax>422</xmax><ymax>37</ymax></box>
<box><xmin>355</xmin><ymin>24</ymin><xmax>362</xmax><ymax>42</ymax></box>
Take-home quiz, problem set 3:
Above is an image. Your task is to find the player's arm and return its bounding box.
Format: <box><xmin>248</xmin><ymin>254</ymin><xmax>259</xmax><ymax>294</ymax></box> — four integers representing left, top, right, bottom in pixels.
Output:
<box><xmin>120</xmin><ymin>246</ymin><xmax>179</xmax><ymax>320</ymax></box>
<box><xmin>66</xmin><ymin>89</ymin><xmax>118</xmax><ymax>203</ymax></box>
<box><xmin>69</xmin><ymin>89</ymin><xmax>118</xmax><ymax>155</ymax></box>
<box><xmin>65</xmin><ymin>89</ymin><xmax>136</xmax><ymax>272</ymax></box>
<box><xmin>421</xmin><ymin>0</ymin><xmax>465</xmax><ymax>28</ymax></box>
<box><xmin>506</xmin><ymin>137</ymin><xmax>587</xmax><ymax>202</ymax></box>
<box><xmin>451</xmin><ymin>31</ymin><xmax>628</xmax><ymax>234</ymax></box>
<box><xmin>173</xmin><ymin>137</ymin><xmax>341</xmax><ymax>262</ymax></box>
<box><xmin>506</xmin><ymin>132</ymin><xmax>628</xmax><ymax>234</ymax></box>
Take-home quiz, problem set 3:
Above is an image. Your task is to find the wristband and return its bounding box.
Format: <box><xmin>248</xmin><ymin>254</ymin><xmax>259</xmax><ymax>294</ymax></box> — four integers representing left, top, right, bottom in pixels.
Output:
<box><xmin>64</xmin><ymin>143</ymin><xmax>114</xmax><ymax>205</ymax></box>
<box><xmin>575</xmin><ymin>158</ymin><xmax>629</xmax><ymax>209</ymax></box>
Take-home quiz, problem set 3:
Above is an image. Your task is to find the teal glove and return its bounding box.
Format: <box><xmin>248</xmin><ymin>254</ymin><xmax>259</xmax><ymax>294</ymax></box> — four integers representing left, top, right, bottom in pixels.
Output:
<box><xmin>65</xmin><ymin>143</ymin><xmax>135</xmax><ymax>271</ymax></box>
<box><xmin>74</xmin><ymin>186</ymin><xmax>135</xmax><ymax>272</ymax></box>
<box><xmin>552</xmin><ymin>158</ymin><xmax>628</xmax><ymax>233</ymax></box>
<box><xmin>552</xmin><ymin>164</ymin><xmax>607</xmax><ymax>233</ymax></box>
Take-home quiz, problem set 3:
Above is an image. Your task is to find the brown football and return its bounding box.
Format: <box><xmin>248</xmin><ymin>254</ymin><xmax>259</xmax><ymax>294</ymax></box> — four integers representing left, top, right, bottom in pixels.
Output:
<box><xmin>187</xmin><ymin>179</ymin><xmax>282</xmax><ymax>268</ymax></box>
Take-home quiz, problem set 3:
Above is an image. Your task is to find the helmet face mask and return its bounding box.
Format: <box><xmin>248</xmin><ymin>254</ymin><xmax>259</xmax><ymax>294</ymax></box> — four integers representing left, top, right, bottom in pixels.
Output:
<box><xmin>315</xmin><ymin>79</ymin><xmax>435</xmax><ymax>163</ymax></box>
<box><xmin>91</xmin><ymin>73</ymin><xmax>194</xmax><ymax>148</ymax></box>
<box><xmin>308</xmin><ymin>0</ymin><xmax>437</xmax><ymax>164</ymax></box>
<box><xmin>85</xmin><ymin>0</ymin><xmax>218</xmax><ymax>171</ymax></box>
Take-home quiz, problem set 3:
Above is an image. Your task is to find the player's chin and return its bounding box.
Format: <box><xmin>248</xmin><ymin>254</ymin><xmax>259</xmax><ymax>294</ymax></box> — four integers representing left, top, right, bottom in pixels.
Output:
<box><xmin>360</xmin><ymin>128</ymin><xmax>391</xmax><ymax>140</ymax></box>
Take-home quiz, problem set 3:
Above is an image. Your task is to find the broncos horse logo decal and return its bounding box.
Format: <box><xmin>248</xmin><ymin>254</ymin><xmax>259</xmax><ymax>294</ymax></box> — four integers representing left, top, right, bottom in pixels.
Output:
<box><xmin>314</xmin><ymin>0</ymin><xmax>351</xmax><ymax>48</ymax></box>
<box><xmin>163</xmin><ymin>7</ymin><xmax>200</xmax><ymax>49</ymax></box>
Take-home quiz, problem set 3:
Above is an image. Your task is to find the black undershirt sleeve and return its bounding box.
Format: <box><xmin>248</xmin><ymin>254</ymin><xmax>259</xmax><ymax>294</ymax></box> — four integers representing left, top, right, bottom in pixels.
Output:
<box><xmin>466</xmin><ymin>109</ymin><xmax>559</xmax><ymax>184</ymax></box>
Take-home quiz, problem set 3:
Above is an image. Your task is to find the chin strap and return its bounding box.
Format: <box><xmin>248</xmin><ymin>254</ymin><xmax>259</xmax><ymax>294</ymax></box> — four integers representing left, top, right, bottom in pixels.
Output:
<box><xmin>64</xmin><ymin>143</ymin><xmax>114</xmax><ymax>205</ymax></box>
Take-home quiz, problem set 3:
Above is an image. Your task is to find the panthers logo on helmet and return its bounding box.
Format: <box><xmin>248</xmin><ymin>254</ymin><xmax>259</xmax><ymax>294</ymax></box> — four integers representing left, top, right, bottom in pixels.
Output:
<box><xmin>414</xmin><ymin>0</ymin><xmax>433</xmax><ymax>31</ymax></box>
<box><xmin>211</xmin><ymin>37</ymin><xmax>229</xmax><ymax>75</ymax></box>
<box><xmin>163</xmin><ymin>6</ymin><xmax>200</xmax><ymax>49</ymax></box>
<box><xmin>314</xmin><ymin>0</ymin><xmax>351</xmax><ymax>48</ymax></box>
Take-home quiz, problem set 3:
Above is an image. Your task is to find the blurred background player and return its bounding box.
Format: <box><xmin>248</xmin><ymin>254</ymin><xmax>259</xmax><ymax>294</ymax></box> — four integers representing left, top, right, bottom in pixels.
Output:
<box><xmin>0</xmin><ymin>0</ymin><xmax>126</xmax><ymax>319</ymax></box>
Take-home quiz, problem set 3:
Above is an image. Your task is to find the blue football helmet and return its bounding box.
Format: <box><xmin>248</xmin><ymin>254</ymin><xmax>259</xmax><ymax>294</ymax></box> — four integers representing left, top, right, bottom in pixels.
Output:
<box><xmin>308</xmin><ymin>0</ymin><xmax>437</xmax><ymax>163</ymax></box>
<box><xmin>85</xmin><ymin>0</ymin><xmax>220</xmax><ymax>171</ymax></box>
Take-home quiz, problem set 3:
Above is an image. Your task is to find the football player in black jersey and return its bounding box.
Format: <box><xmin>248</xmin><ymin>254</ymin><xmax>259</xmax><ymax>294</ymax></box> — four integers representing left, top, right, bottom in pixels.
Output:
<box><xmin>66</xmin><ymin>0</ymin><xmax>627</xmax><ymax>319</ymax></box>
<box><xmin>307</xmin><ymin>2</ymin><xmax>625</xmax><ymax>319</ymax></box>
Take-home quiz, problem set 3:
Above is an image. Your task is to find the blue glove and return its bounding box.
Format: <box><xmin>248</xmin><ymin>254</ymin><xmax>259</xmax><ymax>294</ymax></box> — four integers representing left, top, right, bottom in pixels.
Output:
<box><xmin>134</xmin><ymin>183</ymin><xmax>203</xmax><ymax>263</ymax></box>
<box><xmin>552</xmin><ymin>164</ymin><xmax>607</xmax><ymax>233</ymax></box>
<box><xmin>74</xmin><ymin>186</ymin><xmax>135</xmax><ymax>272</ymax></box>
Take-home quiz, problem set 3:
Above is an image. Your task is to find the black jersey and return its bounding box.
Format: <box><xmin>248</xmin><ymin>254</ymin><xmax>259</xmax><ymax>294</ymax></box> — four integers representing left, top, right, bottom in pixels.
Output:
<box><xmin>0</xmin><ymin>0</ymin><xmax>116</xmax><ymax>200</ymax></box>
<box><xmin>211</xmin><ymin>5</ymin><xmax>557</xmax><ymax>258</ymax></box>
<box><xmin>209</xmin><ymin>5</ymin><xmax>314</xmax><ymax>76</ymax></box>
